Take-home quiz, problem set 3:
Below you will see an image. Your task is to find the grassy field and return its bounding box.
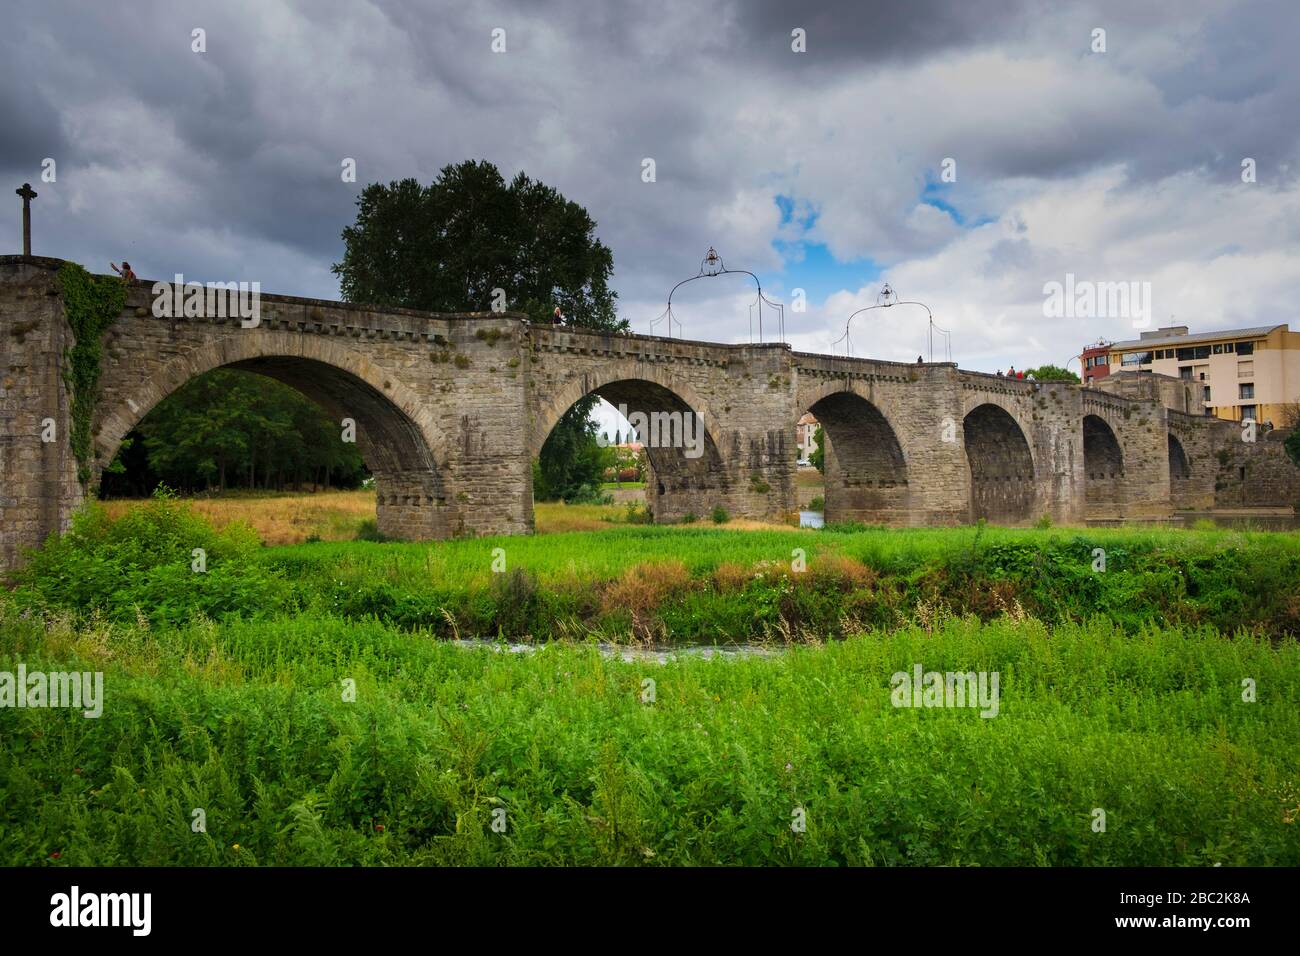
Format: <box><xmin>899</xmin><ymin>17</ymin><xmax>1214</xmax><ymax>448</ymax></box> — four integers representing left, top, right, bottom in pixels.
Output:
<box><xmin>98</xmin><ymin>490</ymin><xmax>743</xmax><ymax>540</ymax></box>
<box><xmin>4</xmin><ymin>493</ymin><xmax>1299</xmax><ymax>865</ymax></box>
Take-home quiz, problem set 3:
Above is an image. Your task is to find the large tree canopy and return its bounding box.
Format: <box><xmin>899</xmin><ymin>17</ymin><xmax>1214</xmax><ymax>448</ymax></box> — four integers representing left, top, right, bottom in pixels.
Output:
<box><xmin>332</xmin><ymin>160</ymin><xmax>621</xmax><ymax>329</ymax></box>
<box><xmin>333</xmin><ymin>160</ymin><xmax>626</xmax><ymax>501</ymax></box>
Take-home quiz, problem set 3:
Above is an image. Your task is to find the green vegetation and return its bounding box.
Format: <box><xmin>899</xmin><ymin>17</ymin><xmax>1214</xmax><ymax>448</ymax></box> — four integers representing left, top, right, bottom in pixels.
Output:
<box><xmin>57</xmin><ymin>263</ymin><xmax>127</xmax><ymax>485</ymax></box>
<box><xmin>2</xmin><ymin>605</ymin><xmax>1296</xmax><ymax>865</ymax></box>
<box><xmin>13</xmin><ymin>496</ymin><xmax>1300</xmax><ymax>643</ymax></box>
<box><xmin>1023</xmin><ymin>364</ymin><xmax>1081</xmax><ymax>383</ymax></box>
<box><xmin>5</xmin><ymin>497</ymin><xmax>1298</xmax><ymax>866</ymax></box>
<box><xmin>102</xmin><ymin>369</ymin><xmax>367</xmax><ymax>496</ymax></box>
<box><xmin>810</xmin><ymin>424</ymin><xmax>824</xmax><ymax>473</ymax></box>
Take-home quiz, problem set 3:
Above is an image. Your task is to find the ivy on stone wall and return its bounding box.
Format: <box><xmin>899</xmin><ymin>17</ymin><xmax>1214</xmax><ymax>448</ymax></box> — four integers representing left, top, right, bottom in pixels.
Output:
<box><xmin>57</xmin><ymin>262</ymin><xmax>127</xmax><ymax>485</ymax></box>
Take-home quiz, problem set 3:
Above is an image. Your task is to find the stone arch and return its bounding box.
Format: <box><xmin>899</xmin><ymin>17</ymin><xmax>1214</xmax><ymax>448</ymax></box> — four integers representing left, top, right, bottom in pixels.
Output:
<box><xmin>963</xmin><ymin>402</ymin><xmax>1035</xmax><ymax>522</ymax></box>
<box><xmin>804</xmin><ymin>389</ymin><xmax>909</xmax><ymax>525</ymax></box>
<box><xmin>1082</xmin><ymin>414</ymin><xmax>1125</xmax><ymax>511</ymax></box>
<box><xmin>94</xmin><ymin>333</ymin><xmax>453</xmax><ymax>540</ymax></box>
<box><xmin>530</xmin><ymin>364</ymin><xmax>721</xmax><ymax>459</ymax></box>
<box><xmin>1168</xmin><ymin>432</ymin><xmax>1191</xmax><ymax>480</ymax></box>
<box><xmin>532</xmin><ymin>370</ymin><xmax>729</xmax><ymax>523</ymax></box>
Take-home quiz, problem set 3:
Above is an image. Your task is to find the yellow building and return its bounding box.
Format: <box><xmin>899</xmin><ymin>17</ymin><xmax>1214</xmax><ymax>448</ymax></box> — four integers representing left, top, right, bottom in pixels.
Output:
<box><xmin>1107</xmin><ymin>323</ymin><xmax>1300</xmax><ymax>425</ymax></box>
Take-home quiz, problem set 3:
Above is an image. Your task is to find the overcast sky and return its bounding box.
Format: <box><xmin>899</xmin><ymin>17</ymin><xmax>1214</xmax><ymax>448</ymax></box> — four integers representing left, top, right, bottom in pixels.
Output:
<box><xmin>4</xmin><ymin>0</ymin><xmax>1299</xmax><ymax>388</ymax></box>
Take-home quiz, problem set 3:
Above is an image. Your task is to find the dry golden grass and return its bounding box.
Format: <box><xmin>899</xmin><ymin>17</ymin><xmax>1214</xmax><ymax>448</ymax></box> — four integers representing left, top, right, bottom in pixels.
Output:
<box><xmin>101</xmin><ymin>490</ymin><xmax>376</xmax><ymax>545</ymax></box>
<box><xmin>809</xmin><ymin>553</ymin><xmax>878</xmax><ymax>590</ymax></box>
<box><xmin>532</xmin><ymin>501</ymin><xmax>626</xmax><ymax>533</ymax></box>
<box><xmin>97</xmin><ymin>492</ymin><xmax>806</xmax><ymax>544</ymax></box>
<box><xmin>711</xmin><ymin>561</ymin><xmax>753</xmax><ymax>593</ymax></box>
<box><xmin>601</xmin><ymin>560</ymin><xmax>692</xmax><ymax>616</ymax></box>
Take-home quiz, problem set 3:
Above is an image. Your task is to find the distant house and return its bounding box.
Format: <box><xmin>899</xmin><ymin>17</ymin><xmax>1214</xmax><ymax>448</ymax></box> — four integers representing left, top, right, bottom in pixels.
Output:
<box><xmin>796</xmin><ymin>412</ymin><xmax>818</xmax><ymax>460</ymax></box>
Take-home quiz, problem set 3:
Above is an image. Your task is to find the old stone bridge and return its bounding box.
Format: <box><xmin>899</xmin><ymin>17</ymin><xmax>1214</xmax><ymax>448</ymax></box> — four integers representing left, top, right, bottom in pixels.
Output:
<box><xmin>0</xmin><ymin>257</ymin><xmax>1277</xmax><ymax>568</ymax></box>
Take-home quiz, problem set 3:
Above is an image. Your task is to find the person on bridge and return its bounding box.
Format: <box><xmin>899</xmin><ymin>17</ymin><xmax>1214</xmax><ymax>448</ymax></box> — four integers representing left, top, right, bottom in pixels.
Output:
<box><xmin>552</xmin><ymin>306</ymin><xmax>564</xmax><ymax>326</ymax></box>
<box><xmin>110</xmin><ymin>261</ymin><xmax>136</xmax><ymax>282</ymax></box>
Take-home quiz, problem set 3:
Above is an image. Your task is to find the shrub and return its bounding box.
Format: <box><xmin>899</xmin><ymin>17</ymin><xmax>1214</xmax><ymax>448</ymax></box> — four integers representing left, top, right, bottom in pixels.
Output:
<box><xmin>602</xmin><ymin>560</ymin><xmax>691</xmax><ymax>614</ymax></box>
<box><xmin>14</xmin><ymin>488</ymin><xmax>284</xmax><ymax>625</ymax></box>
<box><xmin>680</xmin><ymin>512</ymin><xmax>698</xmax><ymax>524</ymax></box>
<box><xmin>808</xmin><ymin>495</ymin><xmax>825</xmax><ymax>512</ymax></box>
<box><xmin>711</xmin><ymin>505</ymin><xmax>729</xmax><ymax>524</ymax></box>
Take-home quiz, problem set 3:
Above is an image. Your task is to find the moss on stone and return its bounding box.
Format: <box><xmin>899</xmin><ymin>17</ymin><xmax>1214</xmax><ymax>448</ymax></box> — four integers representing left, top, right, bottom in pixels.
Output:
<box><xmin>58</xmin><ymin>262</ymin><xmax>127</xmax><ymax>486</ymax></box>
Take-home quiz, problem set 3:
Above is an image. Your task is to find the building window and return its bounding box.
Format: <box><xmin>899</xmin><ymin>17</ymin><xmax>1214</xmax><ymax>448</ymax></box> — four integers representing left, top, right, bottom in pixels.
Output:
<box><xmin>1236</xmin><ymin>341</ymin><xmax>1254</xmax><ymax>356</ymax></box>
<box><xmin>1212</xmin><ymin>344</ymin><xmax>1223</xmax><ymax>354</ymax></box>
<box><xmin>1241</xmin><ymin>405</ymin><xmax>1257</xmax><ymax>421</ymax></box>
<box><xmin>1224</xmin><ymin>342</ymin><xmax>1234</xmax><ymax>353</ymax></box>
<box><xmin>1179</xmin><ymin>366</ymin><xmax>1193</xmax><ymax>380</ymax></box>
<box><xmin>1203</xmin><ymin>386</ymin><xmax>1211</xmax><ymax>402</ymax></box>
<box><xmin>1121</xmin><ymin>351</ymin><xmax>1152</xmax><ymax>367</ymax></box>
<box><xmin>1176</xmin><ymin>345</ymin><xmax>1212</xmax><ymax>361</ymax></box>
<box><xmin>1238</xmin><ymin>361</ymin><xmax>1253</xmax><ymax>377</ymax></box>
<box><xmin>1239</xmin><ymin>382</ymin><xmax>1254</xmax><ymax>399</ymax></box>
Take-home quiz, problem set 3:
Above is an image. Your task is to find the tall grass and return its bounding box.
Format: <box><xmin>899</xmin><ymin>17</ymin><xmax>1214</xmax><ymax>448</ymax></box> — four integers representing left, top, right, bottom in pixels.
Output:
<box><xmin>2</xmin><ymin>605</ymin><xmax>1296</xmax><ymax>866</ymax></box>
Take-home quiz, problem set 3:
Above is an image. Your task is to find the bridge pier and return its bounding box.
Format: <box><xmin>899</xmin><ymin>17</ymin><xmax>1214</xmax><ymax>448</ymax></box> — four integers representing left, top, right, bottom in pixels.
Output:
<box><xmin>0</xmin><ymin>260</ymin><xmax>84</xmax><ymax>569</ymax></box>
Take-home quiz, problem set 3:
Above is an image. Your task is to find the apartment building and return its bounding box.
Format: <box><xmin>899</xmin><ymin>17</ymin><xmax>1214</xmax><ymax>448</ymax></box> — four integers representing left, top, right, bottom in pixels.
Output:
<box><xmin>1080</xmin><ymin>338</ymin><xmax>1112</xmax><ymax>385</ymax></box>
<box><xmin>1101</xmin><ymin>323</ymin><xmax>1300</xmax><ymax>425</ymax></box>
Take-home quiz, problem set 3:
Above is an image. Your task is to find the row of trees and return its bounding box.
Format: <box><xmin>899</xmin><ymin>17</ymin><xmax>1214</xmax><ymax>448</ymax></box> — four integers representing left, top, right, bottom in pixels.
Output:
<box><xmin>100</xmin><ymin>370</ymin><xmax>366</xmax><ymax>497</ymax></box>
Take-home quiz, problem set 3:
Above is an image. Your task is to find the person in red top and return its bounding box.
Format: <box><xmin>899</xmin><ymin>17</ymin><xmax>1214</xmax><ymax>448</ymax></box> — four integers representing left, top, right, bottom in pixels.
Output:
<box><xmin>110</xmin><ymin>261</ymin><xmax>136</xmax><ymax>282</ymax></box>
<box><xmin>1016</xmin><ymin>370</ymin><xmax>1024</xmax><ymax>379</ymax></box>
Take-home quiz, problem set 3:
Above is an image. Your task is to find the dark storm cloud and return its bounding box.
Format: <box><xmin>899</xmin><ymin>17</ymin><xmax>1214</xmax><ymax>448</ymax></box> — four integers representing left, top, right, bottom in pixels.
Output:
<box><xmin>731</xmin><ymin>0</ymin><xmax>1036</xmax><ymax>66</ymax></box>
<box><xmin>0</xmin><ymin>0</ymin><xmax>1298</xmax><ymax>354</ymax></box>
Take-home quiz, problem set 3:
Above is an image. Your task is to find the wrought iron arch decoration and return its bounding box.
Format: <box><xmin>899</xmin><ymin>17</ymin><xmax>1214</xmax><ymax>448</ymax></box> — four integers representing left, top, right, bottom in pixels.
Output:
<box><xmin>830</xmin><ymin>283</ymin><xmax>950</xmax><ymax>362</ymax></box>
<box><xmin>649</xmin><ymin>247</ymin><xmax>785</xmax><ymax>343</ymax></box>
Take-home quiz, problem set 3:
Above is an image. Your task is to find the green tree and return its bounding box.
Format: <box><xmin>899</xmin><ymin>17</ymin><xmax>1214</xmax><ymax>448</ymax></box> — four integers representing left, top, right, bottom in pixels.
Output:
<box><xmin>811</xmin><ymin>424</ymin><xmax>825</xmax><ymax>473</ymax></box>
<box><xmin>332</xmin><ymin>159</ymin><xmax>625</xmax><ymax>501</ymax></box>
<box><xmin>1023</xmin><ymin>364</ymin><xmax>1080</xmax><ymax>383</ymax></box>
<box><xmin>1284</xmin><ymin>429</ymin><xmax>1300</xmax><ymax>469</ymax></box>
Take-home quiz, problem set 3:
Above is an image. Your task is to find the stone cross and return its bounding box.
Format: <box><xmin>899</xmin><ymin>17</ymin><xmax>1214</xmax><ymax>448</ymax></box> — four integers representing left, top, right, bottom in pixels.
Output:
<box><xmin>15</xmin><ymin>183</ymin><xmax>37</xmax><ymax>258</ymax></box>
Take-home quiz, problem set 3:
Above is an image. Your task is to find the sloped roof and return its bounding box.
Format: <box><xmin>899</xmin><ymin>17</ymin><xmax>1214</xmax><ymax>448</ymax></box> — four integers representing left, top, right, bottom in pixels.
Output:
<box><xmin>1110</xmin><ymin>325</ymin><xmax>1283</xmax><ymax>351</ymax></box>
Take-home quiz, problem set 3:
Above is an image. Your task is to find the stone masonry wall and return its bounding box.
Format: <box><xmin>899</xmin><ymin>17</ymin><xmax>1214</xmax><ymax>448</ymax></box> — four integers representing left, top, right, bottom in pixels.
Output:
<box><xmin>0</xmin><ymin>259</ymin><xmax>81</xmax><ymax>569</ymax></box>
<box><xmin>1213</xmin><ymin>427</ymin><xmax>1300</xmax><ymax>509</ymax></box>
